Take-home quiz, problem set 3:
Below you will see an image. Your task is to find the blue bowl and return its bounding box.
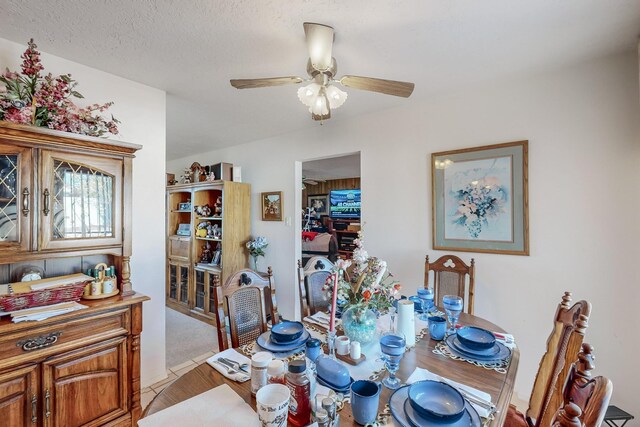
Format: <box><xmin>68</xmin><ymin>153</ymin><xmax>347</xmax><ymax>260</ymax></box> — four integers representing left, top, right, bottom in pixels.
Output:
<box><xmin>408</xmin><ymin>380</ymin><xmax>465</xmax><ymax>421</ymax></box>
<box><xmin>315</xmin><ymin>355</ymin><xmax>351</xmax><ymax>389</ymax></box>
<box><xmin>270</xmin><ymin>321</ymin><xmax>305</xmax><ymax>343</ymax></box>
<box><xmin>457</xmin><ymin>326</ymin><xmax>496</xmax><ymax>350</ymax></box>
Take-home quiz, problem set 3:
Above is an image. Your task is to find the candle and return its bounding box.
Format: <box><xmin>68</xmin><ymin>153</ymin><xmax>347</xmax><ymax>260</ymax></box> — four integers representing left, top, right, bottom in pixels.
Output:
<box><xmin>329</xmin><ymin>272</ymin><xmax>338</xmax><ymax>332</ymax></box>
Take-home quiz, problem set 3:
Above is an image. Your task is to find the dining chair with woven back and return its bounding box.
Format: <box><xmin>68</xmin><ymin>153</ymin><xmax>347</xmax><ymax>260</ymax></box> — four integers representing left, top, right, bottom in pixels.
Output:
<box><xmin>302</xmin><ymin>255</ymin><xmax>334</xmax><ymax>275</ymax></box>
<box><xmin>214</xmin><ymin>267</ymin><xmax>279</xmax><ymax>351</ymax></box>
<box><xmin>552</xmin><ymin>343</ymin><xmax>613</xmax><ymax>427</ymax></box>
<box><xmin>424</xmin><ymin>254</ymin><xmax>475</xmax><ymax>314</ymax></box>
<box><xmin>298</xmin><ymin>259</ymin><xmax>331</xmax><ymax>318</ymax></box>
<box><xmin>505</xmin><ymin>291</ymin><xmax>592</xmax><ymax>427</ymax></box>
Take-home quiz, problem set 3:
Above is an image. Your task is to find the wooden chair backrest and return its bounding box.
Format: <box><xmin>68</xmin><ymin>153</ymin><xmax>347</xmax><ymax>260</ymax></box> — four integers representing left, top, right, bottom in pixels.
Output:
<box><xmin>555</xmin><ymin>343</ymin><xmax>613</xmax><ymax>427</ymax></box>
<box><xmin>298</xmin><ymin>260</ymin><xmax>331</xmax><ymax>318</ymax></box>
<box><xmin>226</xmin><ymin>285</ymin><xmax>268</xmax><ymax>348</ymax></box>
<box><xmin>214</xmin><ymin>267</ymin><xmax>279</xmax><ymax>350</ymax></box>
<box><xmin>303</xmin><ymin>256</ymin><xmax>334</xmax><ymax>275</ymax></box>
<box><xmin>424</xmin><ymin>255</ymin><xmax>475</xmax><ymax>314</ymax></box>
<box><xmin>527</xmin><ymin>292</ymin><xmax>592</xmax><ymax>427</ymax></box>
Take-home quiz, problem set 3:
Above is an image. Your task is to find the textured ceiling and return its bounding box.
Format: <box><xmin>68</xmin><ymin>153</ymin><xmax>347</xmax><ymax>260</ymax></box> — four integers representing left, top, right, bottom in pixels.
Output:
<box><xmin>0</xmin><ymin>1</ymin><xmax>639</xmax><ymax>160</ymax></box>
<box><xmin>302</xmin><ymin>153</ymin><xmax>360</xmax><ymax>180</ymax></box>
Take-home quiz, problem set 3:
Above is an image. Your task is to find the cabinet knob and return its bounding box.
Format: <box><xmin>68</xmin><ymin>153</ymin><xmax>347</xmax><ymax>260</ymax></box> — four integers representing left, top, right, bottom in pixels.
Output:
<box><xmin>43</xmin><ymin>188</ymin><xmax>50</xmax><ymax>216</ymax></box>
<box><xmin>45</xmin><ymin>389</ymin><xmax>51</xmax><ymax>418</ymax></box>
<box><xmin>17</xmin><ymin>331</ymin><xmax>62</xmax><ymax>352</ymax></box>
<box><xmin>31</xmin><ymin>395</ymin><xmax>37</xmax><ymax>424</ymax></box>
<box><xmin>22</xmin><ymin>187</ymin><xmax>30</xmax><ymax>216</ymax></box>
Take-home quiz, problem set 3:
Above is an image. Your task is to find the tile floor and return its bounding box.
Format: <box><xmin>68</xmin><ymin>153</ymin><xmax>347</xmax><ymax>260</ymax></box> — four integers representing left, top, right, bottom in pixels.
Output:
<box><xmin>141</xmin><ymin>350</ymin><xmax>215</xmax><ymax>411</ymax></box>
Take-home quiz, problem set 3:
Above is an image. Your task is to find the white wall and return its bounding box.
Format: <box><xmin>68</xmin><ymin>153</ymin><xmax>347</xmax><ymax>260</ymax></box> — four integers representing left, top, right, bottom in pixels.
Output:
<box><xmin>0</xmin><ymin>38</ymin><xmax>167</xmax><ymax>386</ymax></box>
<box><xmin>169</xmin><ymin>50</ymin><xmax>640</xmax><ymax>417</ymax></box>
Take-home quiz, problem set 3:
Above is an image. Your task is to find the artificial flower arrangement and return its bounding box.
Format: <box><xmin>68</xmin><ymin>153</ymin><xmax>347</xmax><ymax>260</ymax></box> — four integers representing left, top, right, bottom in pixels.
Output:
<box><xmin>246</xmin><ymin>236</ymin><xmax>268</xmax><ymax>269</ymax></box>
<box><xmin>324</xmin><ymin>231</ymin><xmax>401</xmax><ymax>314</ymax></box>
<box><xmin>0</xmin><ymin>39</ymin><xmax>119</xmax><ymax>137</ymax></box>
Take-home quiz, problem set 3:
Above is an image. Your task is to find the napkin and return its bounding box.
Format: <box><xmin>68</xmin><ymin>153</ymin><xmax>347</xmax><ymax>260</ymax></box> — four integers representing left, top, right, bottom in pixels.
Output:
<box><xmin>137</xmin><ymin>383</ymin><xmax>259</xmax><ymax>427</ymax></box>
<box><xmin>303</xmin><ymin>311</ymin><xmax>335</xmax><ymax>329</ymax></box>
<box><xmin>206</xmin><ymin>349</ymin><xmax>251</xmax><ymax>382</ymax></box>
<box><xmin>406</xmin><ymin>367</ymin><xmax>494</xmax><ymax>418</ymax></box>
<box><xmin>4</xmin><ymin>302</ymin><xmax>87</xmax><ymax>322</ymax></box>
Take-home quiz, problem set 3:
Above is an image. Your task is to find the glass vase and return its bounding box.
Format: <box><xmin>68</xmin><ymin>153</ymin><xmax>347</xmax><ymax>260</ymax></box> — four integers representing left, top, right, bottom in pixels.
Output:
<box><xmin>341</xmin><ymin>304</ymin><xmax>377</xmax><ymax>345</ymax></box>
<box><xmin>250</xmin><ymin>256</ymin><xmax>259</xmax><ymax>272</ymax></box>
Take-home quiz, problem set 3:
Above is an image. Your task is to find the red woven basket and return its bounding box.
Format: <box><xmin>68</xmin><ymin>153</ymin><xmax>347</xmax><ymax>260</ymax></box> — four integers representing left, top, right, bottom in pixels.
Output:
<box><xmin>0</xmin><ymin>281</ymin><xmax>89</xmax><ymax>312</ymax></box>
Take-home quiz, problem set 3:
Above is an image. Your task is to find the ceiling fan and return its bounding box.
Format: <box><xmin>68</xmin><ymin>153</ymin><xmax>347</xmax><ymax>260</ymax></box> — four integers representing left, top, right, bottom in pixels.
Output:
<box><xmin>302</xmin><ymin>176</ymin><xmax>326</xmax><ymax>186</ymax></box>
<box><xmin>230</xmin><ymin>22</ymin><xmax>415</xmax><ymax>121</ymax></box>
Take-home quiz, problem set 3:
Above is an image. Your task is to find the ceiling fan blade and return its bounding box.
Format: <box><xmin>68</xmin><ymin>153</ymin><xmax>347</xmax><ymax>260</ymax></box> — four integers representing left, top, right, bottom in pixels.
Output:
<box><xmin>339</xmin><ymin>75</ymin><xmax>415</xmax><ymax>98</ymax></box>
<box><xmin>304</xmin><ymin>22</ymin><xmax>334</xmax><ymax>71</ymax></box>
<box><xmin>230</xmin><ymin>77</ymin><xmax>304</xmax><ymax>89</ymax></box>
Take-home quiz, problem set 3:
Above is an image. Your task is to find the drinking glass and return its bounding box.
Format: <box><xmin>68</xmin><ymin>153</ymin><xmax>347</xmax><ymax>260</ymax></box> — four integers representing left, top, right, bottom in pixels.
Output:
<box><xmin>443</xmin><ymin>295</ymin><xmax>463</xmax><ymax>335</ymax></box>
<box><xmin>417</xmin><ymin>288</ymin><xmax>433</xmax><ymax>321</ymax></box>
<box><xmin>379</xmin><ymin>331</ymin><xmax>406</xmax><ymax>389</ymax></box>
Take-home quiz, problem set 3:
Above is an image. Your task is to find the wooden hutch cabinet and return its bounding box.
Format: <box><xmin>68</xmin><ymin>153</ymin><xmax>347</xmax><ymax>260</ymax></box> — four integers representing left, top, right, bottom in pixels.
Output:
<box><xmin>165</xmin><ymin>181</ymin><xmax>250</xmax><ymax>324</ymax></box>
<box><xmin>0</xmin><ymin>122</ymin><xmax>148</xmax><ymax>426</ymax></box>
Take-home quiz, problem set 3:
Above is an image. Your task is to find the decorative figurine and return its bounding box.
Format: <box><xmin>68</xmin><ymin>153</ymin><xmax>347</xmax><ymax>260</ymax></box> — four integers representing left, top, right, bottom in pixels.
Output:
<box><xmin>199</xmin><ymin>241</ymin><xmax>213</xmax><ymax>263</ymax></box>
<box><xmin>181</xmin><ymin>168</ymin><xmax>192</xmax><ymax>184</ymax></box>
<box><xmin>195</xmin><ymin>204</ymin><xmax>212</xmax><ymax>217</ymax></box>
<box><xmin>214</xmin><ymin>196</ymin><xmax>223</xmax><ymax>217</ymax></box>
<box><xmin>196</xmin><ymin>221</ymin><xmax>210</xmax><ymax>238</ymax></box>
<box><xmin>206</xmin><ymin>171</ymin><xmax>216</xmax><ymax>182</ymax></box>
<box><xmin>190</xmin><ymin>162</ymin><xmax>205</xmax><ymax>182</ymax></box>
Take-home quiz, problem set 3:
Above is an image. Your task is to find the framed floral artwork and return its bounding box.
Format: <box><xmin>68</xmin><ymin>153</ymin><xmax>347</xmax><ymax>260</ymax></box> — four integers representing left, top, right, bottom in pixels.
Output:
<box><xmin>261</xmin><ymin>191</ymin><xmax>283</xmax><ymax>221</ymax></box>
<box><xmin>432</xmin><ymin>140</ymin><xmax>529</xmax><ymax>255</ymax></box>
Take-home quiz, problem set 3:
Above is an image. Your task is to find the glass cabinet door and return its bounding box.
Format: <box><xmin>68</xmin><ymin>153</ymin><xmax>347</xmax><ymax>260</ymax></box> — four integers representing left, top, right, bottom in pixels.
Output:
<box><xmin>39</xmin><ymin>150</ymin><xmax>122</xmax><ymax>250</ymax></box>
<box><xmin>194</xmin><ymin>269</ymin><xmax>205</xmax><ymax>311</ymax></box>
<box><xmin>0</xmin><ymin>144</ymin><xmax>32</xmax><ymax>254</ymax></box>
<box><xmin>168</xmin><ymin>264</ymin><xmax>178</xmax><ymax>301</ymax></box>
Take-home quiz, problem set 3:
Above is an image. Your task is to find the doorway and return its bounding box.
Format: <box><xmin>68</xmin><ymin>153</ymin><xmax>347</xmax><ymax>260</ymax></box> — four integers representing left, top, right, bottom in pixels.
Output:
<box><xmin>299</xmin><ymin>152</ymin><xmax>361</xmax><ymax>268</ymax></box>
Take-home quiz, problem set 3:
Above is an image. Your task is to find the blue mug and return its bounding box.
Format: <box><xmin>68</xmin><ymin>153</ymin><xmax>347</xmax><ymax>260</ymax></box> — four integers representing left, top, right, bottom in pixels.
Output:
<box><xmin>428</xmin><ymin>316</ymin><xmax>447</xmax><ymax>341</ymax></box>
<box><xmin>351</xmin><ymin>380</ymin><xmax>382</xmax><ymax>425</ymax></box>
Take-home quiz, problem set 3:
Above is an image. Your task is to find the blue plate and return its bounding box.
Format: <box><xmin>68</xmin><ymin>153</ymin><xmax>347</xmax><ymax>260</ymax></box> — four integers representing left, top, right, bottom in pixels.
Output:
<box><xmin>408</xmin><ymin>380</ymin><xmax>465</xmax><ymax>420</ymax></box>
<box><xmin>256</xmin><ymin>330</ymin><xmax>310</xmax><ymax>352</ymax></box>
<box><xmin>389</xmin><ymin>386</ymin><xmax>481</xmax><ymax>427</ymax></box>
<box><xmin>450</xmin><ymin>336</ymin><xmax>500</xmax><ymax>357</ymax></box>
<box><xmin>404</xmin><ymin>396</ymin><xmax>481</xmax><ymax>427</ymax></box>
<box><xmin>457</xmin><ymin>326</ymin><xmax>496</xmax><ymax>350</ymax></box>
<box><xmin>445</xmin><ymin>335</ymin><xmax>510</xmax><ymax>363</ymax></box>
<box><xmin>271</xmin><ymin>321</ymin><xmax>305</xmax><ymax>343</ymax></box>
<box><xmin>316</xmin><ymin>375</ymin><xmax>354</xmax><ymax>393</ymax></box>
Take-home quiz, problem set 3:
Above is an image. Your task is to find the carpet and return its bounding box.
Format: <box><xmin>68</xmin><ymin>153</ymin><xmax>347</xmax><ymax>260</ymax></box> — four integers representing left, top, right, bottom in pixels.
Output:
<box><xmin>165</xmin><ymin>308</ymin><xmax>218</xmax><ymax>369</ymax></box>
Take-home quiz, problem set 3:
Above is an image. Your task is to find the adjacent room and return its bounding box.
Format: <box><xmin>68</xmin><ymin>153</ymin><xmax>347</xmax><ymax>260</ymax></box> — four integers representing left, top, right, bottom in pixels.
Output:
<box><xmin>0</xmin><ymin>1</ymin><xmax>638</xmax><ymax>426</ymax></box>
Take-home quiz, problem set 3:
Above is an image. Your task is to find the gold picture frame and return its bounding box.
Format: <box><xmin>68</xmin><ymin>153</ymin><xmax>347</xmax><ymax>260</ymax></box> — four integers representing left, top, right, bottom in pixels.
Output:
<box><xmin>432</xmin><ymin>140</ymin><xmax>529</xmax><ymax>255</ymax></box>
<box><xmin>261</xmin><ymin>191</ymin><xmax>283</xmax><ymax>221</ymax></box>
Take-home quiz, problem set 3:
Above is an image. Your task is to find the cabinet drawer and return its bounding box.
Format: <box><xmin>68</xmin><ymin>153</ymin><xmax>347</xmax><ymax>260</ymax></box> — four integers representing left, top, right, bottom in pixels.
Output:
<box><xmin>168</xmin><ymin>235</ymin><xmax>191</xmax><ymax>261</ymax></box>
<box><xmin>0</xmin><ymin>308</ymin><xmax>128</xmax><ymax>367</ymax></box>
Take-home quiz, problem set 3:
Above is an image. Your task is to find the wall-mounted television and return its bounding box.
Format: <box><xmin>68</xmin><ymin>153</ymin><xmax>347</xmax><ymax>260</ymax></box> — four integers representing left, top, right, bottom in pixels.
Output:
<box><xmin>329</xmin><ymin>189</ymin><xmax>361</xmax><ymax>219</ymax></box>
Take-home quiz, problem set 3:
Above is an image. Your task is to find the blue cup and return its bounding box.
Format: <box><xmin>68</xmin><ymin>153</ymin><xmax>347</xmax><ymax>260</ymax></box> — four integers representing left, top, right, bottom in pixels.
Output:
<box><xmin>305</xmin><ymin>338</ymin><xmax>321</xmax><ymax>362</ymax></box>
<box><xmin>351</xmin><ymin>380</ymin><xmax>382</xmax><ymax>425</ymax></box>
<box><xmin>428</xmin><ymin>316</ymin><xmax>447</xmax><ymax>341</ymax></box>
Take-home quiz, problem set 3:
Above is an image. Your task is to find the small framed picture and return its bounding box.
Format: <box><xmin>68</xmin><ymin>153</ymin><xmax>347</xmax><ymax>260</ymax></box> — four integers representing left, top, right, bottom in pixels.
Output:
<box><xmin>176</xmin><ymin>223</ymin><xmax>191</xmax><ymax>236</ymax></box>
<box><xmin>178</xmin><ymin>202</ymin><xmax>191</xmax><ymax>211</ymax></box>
<box><xmin>432</xmin><ymin>140</ymin><xmax>529</xmax><ymax>255</ymax></box>
<box><xmin>262</xmin><ymin>191</ymin><xmax>283</xmax><ymax>221</ymax></box>
<box><xmin>307</xmin><ymin>194</ymin><xmax>329</xmax><ymax>215</ymax></box>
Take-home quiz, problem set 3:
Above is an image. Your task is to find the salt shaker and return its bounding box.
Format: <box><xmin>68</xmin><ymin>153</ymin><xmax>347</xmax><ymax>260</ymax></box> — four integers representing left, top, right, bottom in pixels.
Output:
<box><xmin>315</xmin><ymin>408</ymin><xmax>331</xmax><ymax>427</ymax></box>
<box><xmin>250</xmin><ymin>351</ymin><xmax>272</xmax><ymax>395</ymax></box>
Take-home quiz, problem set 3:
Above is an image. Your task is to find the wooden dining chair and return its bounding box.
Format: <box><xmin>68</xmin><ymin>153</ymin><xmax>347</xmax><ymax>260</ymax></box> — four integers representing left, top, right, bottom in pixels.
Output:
<box><xmin>302</xmin><ymin>255</ymin><xmax>334</xmax><ymax>275</ymax></box>
<box><xmin>214</xmin><ymin>267</ymin><xmax>279</xmax><ymax>350</ymax></box>
<box><xmin>553</xmin><ymin>343</ymin><xmax>613</xmax><ymax>426</ymax></box>
<box><xmin>505</xmin><ymin>292</ymin><xmax>592</xmax><ymax>427</ymax></box>
<box><xmin>298</xmin><ymin>259</ymin><xmax>331</xmax><ymax>318</ymax></box>
<box><xmin>424</xmin><ymin>255</ymin><xmax>475</xmax><ymax>314</ymax></box>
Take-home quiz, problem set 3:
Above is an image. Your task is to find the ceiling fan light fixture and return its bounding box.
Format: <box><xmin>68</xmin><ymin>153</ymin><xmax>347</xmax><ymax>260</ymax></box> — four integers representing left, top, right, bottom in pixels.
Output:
<box><xmin>325</xmin><ymin>85</ymin><xmax>347</xmax><ymax>109</ymax></box>
<box><xmin>303</xmin><ymin>22</ymin><xmax>335</xmax><ymax>71</ymax></box>
<box><xmin>297</xmin><ymin>82</ymin><xmax>321</xmax><ymax>107</ymax></box>
<box><xmin>310</xmin><ymin>87</ymin><xmax>330</xmax><ymax>116</ymax></box>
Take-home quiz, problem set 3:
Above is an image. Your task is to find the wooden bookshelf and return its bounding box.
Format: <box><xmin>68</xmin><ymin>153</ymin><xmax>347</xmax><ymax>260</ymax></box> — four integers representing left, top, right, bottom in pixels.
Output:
<box><xmin>166</xmin><ymin>181</ymin><xmax>251</xmax><ymax>324</ymax></box>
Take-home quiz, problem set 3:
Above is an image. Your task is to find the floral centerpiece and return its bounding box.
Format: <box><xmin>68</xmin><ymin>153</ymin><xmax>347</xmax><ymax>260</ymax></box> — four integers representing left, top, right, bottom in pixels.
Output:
<box><xmin>324</xmin><ymin>232</ymin><xmax>401</xmax><ymax>343</ymax></box>
<box><xmin>245</xmin><ymin>236</ymin><xmax>268</xmax><ymax>271</ymax></box>
<box><xmin>0</xmin><ymin>39</ymin><xmax>119</xmax><ymax>137</ymax></box>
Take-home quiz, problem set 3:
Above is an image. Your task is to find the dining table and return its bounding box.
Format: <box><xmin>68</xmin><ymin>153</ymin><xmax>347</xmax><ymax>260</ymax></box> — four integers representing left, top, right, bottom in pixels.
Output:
<box><xmin>144</xmin><ymin>311</ymin><xmax>519</xmax><ymax>426</ymax></box>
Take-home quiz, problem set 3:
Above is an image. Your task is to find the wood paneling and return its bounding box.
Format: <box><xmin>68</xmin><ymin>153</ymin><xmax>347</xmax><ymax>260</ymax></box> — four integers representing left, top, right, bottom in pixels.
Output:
<box><xmin>0</xmin><ymin>364</ymin><xmax>39</xmax><ymax>427</ymax></box>
<box><xmin>302</xmin><ymin>177</ymin><xmax>360</xmax><ymax>209</ymax></box>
